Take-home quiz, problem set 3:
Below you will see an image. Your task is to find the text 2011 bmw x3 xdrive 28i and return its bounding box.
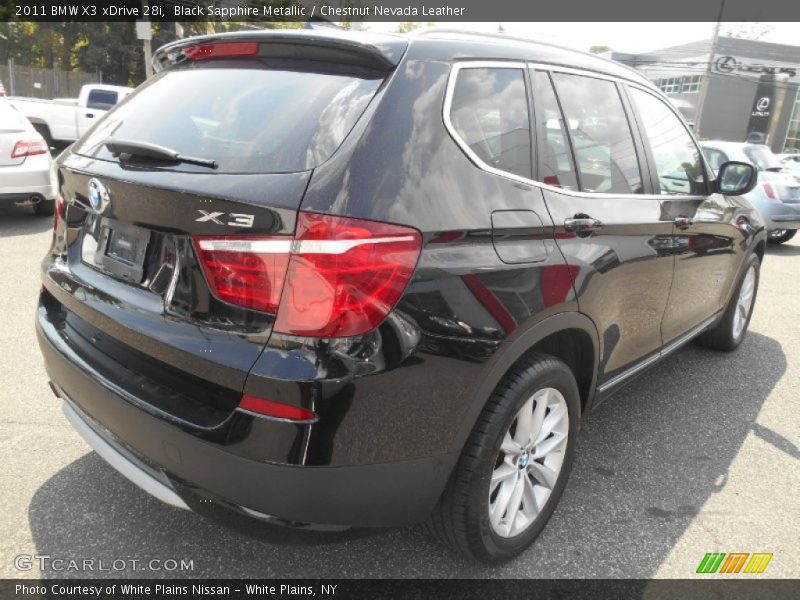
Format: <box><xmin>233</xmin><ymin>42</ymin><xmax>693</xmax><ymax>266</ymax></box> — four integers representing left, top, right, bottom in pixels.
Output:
<box><xmin>36</xmin><ymin>29</ymin><xmax>765</xmax><ymax>563</ymax></box>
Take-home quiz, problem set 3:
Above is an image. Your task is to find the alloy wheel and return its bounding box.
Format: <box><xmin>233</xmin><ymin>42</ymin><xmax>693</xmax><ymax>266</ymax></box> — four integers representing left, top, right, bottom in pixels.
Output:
<box><xmin>488</xmin><ymin>387</ymin><xmax>569</xmax><ymax>538</ymax></box>
<box><xmin>732</xmin><ymin>264</ymin><xmax>756</xmax><ymax>340</ymax></box>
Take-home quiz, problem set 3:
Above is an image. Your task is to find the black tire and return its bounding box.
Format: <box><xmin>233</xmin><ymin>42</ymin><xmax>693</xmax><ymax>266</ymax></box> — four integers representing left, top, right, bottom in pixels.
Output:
<box><xmin>427</xmin><ymin>353</ymin><xmax>580</xmax><ymax>563</ymax></box>
<box><xmin>767</xmin><ymin>229</ymin><xmax>797</xmax><ymax>244</ymax></box>
<box><xmin>697</xmin><ymin>253</ymin><xmax>760</xmax><ymax>352</ymax></box>
<box><xmin>33</xmin><ymin>198</ymin><xmax>55</xmax><ymax>216</ymax></box>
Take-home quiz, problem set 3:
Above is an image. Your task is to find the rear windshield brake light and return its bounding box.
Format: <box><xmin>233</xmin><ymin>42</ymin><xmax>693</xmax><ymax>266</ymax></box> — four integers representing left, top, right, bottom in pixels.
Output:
<box><xmin>182</xmin><ymin>42</ymin><xmax>259</xmax><ymax>60</ymax></box>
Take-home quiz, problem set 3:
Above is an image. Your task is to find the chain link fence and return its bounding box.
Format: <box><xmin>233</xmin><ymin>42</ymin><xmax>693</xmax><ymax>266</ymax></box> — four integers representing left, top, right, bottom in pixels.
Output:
<box><xmin>1</xmin><ymin>60</ymin><xmax>101</xmax><ymax>99</ymax></box>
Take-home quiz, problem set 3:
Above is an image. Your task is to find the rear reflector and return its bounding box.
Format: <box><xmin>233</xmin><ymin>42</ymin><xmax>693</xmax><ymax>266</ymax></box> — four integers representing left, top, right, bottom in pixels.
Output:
<box><xmin>762</xmin><ymin>183</ymin><xmax>777</xmax><ymax>199</ymax></box>
<box><xmin>11</xmin><ymin>139</ymin><xmax>48</xmax><ymax>159</ymax></box>
<box><xmin>239</xmin><ymin>395</ymin><xmax>316</xmax><ymax>422</ymax></box>
<box><xmin>193</xmin><ymin>212</ymin><xmax>422</xmax><ymax>338</ymax></box>
<box><xmin>53</xmin><ymin>193</ymin><xmax>66</xmax><ymax>231</ymax></box>
<box><xmin>183</xmin><ymin>42</ymin><xmax>259</xmax><ymax>61</ymax></box>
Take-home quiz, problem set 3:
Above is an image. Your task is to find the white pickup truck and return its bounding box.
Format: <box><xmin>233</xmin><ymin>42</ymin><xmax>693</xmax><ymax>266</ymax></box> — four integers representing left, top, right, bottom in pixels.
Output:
<box><xmin>10</xmin><ymin>83</ymin><xmax>133</xmax><ymax>146</ymax></box>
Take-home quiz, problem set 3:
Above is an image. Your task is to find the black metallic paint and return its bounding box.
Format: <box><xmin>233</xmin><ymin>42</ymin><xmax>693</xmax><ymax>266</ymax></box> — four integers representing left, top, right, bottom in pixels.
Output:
<box><xmin>36</xmin><ymin>31</ymin><xmax>767</xmax><ymax>527</ymax></box>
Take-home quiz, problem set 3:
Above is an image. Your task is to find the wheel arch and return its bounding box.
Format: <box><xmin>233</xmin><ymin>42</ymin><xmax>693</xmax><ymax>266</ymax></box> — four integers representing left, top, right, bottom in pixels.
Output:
<box><xmin>450</xmin><ymin>312</ymin><xmax>600</xmax><ymax>454</ymax></box>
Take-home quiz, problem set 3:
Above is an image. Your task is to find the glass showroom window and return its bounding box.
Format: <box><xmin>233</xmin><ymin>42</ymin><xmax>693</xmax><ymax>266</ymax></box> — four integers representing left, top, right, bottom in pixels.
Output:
<box><xmin>784</xmin><ymin>96</ymin><xmax>800</xmax><ymax>153</ymax></box>
<box><xmin>658</xmin><ymin>77</ymin><xmax>682</xmax><ymax>94</ymax></box>
<box><xmin>682</xmin><ymin>75</ymin><xmax>702</xmax><ymax>93</ymax></box>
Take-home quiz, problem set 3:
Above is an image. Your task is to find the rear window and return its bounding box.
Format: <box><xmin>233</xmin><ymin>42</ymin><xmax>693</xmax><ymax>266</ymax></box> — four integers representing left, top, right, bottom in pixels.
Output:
<box><xmin>75</xmin><ymin>61</ymin><xmax>383</xmax><ymax>174</ymax></box>
<box><xmin>743</xmin><ymin>145</ymin><xmax>782</xmax><ymax>171</ymax></box>
<box><xmin>0</xmin><ymin>100</ymin><xmax>29</xmax><ymax>131</ymax></box>
<box><xmin>86</xmin><ymin>89</ymin><xmax>119</xmax><ymax>110</ymax></box>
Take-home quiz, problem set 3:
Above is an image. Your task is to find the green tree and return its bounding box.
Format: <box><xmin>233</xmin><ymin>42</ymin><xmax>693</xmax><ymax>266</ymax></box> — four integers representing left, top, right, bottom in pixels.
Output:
<box><xmin>395</xmin><ymin>22</ymin><xmax>434</xmax><ymax>34</ymax></box>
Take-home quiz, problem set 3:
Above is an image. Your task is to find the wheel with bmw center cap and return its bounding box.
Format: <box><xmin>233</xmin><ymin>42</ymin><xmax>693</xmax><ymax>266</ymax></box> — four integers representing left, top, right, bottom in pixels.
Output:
<box><xmin>427</xmin><ymin>354</ymin><xmax>579</xmax><ymax>563</ymax></box>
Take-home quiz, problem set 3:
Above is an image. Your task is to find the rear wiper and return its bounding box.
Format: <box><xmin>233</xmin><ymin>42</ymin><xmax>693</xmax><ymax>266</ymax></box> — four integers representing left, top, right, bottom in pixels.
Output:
<box><xmin>104</xmin><ymin>138</ymin><xmax>217</xmax><ymax>169</ymax></box>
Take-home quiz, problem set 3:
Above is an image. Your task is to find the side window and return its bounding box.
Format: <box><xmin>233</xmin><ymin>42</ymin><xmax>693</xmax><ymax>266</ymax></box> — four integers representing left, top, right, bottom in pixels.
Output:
<box><xmin>449</xmin><ymin>67</ymin><xmax>532</xmax><ymax>179</ymax></box>
<box><xmin>86</xmin><ymin>90</ymin><xmax>119</xmax><ymax>111</ymax></box>
<box><xmin>630</xmin><ymin>88</ymin><xmax>707</xmax><ymax>195</ymax></box>
<box><xmin>702</xmin><ymin>148</ymin><xmax>728</xmax><ymax>173</ymax></box>
<box><xmin>551</xmin><ymin>73</ymin><xmax>643</xmax><ymax>194</ymax></box>
<box><xmin>531</xmin><ymin>70</ymin><xmax>578</xmax><ymax>190</ymax></box>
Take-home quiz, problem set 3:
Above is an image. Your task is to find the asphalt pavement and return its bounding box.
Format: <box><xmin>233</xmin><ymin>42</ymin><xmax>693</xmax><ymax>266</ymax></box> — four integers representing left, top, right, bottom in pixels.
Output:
<box><xmin>1</xmin><ymin>201</ymin><xmax>797</xmax><ymax>578</ymax></box>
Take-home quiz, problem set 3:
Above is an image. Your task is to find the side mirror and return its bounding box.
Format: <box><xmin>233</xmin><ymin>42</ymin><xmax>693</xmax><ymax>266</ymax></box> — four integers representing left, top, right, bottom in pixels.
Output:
<box><xmin>715</xmin><ymin>161</ymin><xmax>757</xmax><ymax>196</ymax></box>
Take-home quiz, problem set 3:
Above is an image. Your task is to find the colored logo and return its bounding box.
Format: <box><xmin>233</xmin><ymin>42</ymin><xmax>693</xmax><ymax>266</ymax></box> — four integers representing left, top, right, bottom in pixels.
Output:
<box><xmin>696</xmin><ymin>552</ymin><xmax>773</xmax><ymax>574</ymax></box>
<box><xmin>87</xmin><ymin>178</ymin><xmax>110</xmax><ymax>214</ymax></box>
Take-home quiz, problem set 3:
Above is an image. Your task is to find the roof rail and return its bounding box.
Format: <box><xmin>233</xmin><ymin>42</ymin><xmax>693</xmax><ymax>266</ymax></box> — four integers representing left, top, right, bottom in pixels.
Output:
<box><xmin>410</xmin><ymin>27</ymin><xmax>656</xmax><ymax>87</ymax></box>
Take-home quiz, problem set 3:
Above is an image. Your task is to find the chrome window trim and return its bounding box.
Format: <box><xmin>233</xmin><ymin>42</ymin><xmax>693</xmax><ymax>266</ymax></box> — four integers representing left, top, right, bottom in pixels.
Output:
<box><xmin>443</xmin><ymin>60</ymin><xmax>710</xmax><ymax>202</ymax></box>
<box><xmin>443</xmin><ymin>61</ymin><xmax>533</xmax><ymax>187</ymax></box>
<box><xmin>596</xmin><ymin>314</ymin><xmax>718</xmax><ymax>393</ymax></box>
<box><xmin>624</xmin><ymin>82</ymin><xmax>714</xmax><ymax>193</ymax></box>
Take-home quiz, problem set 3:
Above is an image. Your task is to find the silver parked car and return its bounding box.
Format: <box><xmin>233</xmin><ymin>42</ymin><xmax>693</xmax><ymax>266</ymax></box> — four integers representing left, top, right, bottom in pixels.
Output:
<box><xmin>700</xmin><ymin>141</ymin><xmax>800</xmax><ymax>244</ymax></box>
<box><xmin>777</xmin><ymin>153</ymin><xmax>800</xmax><ymax>184</ymax></box>
<box><xmin>0</xmin><ymin>99</ymin><xmax>57</xmax><ymax>216</ymax></box>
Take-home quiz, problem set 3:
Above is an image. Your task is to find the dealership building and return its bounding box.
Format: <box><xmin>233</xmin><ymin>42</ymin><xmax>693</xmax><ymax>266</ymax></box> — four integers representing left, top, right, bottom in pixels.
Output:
<box><xmin>610</xmin><ymin>37</ymin><xmax>800</xmax><ymax>154</ymax></box>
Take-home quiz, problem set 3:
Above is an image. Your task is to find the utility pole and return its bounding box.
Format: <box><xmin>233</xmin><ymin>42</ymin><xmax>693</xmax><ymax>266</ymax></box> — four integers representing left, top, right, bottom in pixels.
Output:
<box><xmin>138</xmin><ymin>1</ymin><xmax>153</xmax><ymax>79</ymax></box>
<box><xmin>693</xmin><ymin>0</ymin><xmax>726</xmax><ymax>138</ymax></box>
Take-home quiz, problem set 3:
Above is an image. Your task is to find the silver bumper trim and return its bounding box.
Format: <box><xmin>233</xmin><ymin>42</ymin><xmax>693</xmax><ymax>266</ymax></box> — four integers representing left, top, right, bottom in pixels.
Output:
<box><xmin>61</xmin><ymin>400</ymin><xmax>190</xmax><ymax>511</ymax></box>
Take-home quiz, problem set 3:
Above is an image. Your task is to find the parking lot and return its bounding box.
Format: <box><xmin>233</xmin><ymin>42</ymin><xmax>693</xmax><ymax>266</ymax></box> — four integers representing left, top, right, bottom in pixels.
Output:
<box><xmin>0</xmin><ymin>201</ymin><xmax>797</xmax><ymax>579</ymax></box>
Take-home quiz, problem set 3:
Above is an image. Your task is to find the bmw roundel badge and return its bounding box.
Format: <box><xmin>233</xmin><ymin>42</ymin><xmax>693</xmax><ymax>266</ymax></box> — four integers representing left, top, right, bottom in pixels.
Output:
<box><xmin>87</xmin><ymin>178</ymin><xmax>110</xmax><ymax>214</ymax></box>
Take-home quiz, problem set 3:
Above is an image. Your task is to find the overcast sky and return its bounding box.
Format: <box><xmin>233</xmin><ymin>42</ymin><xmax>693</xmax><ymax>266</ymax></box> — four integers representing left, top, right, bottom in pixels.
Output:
<box><xmin>366</xmin><ymin>22</ymin><xmax>800</xmax><ymax>54</ymax></box>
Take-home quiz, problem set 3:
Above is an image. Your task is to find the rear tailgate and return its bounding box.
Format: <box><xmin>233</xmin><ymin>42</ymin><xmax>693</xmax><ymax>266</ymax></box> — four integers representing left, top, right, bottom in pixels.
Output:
<box><xmin>42</xmin><ymin>37</ymin><xmax>394</xmax><ymax>429</ymax></box>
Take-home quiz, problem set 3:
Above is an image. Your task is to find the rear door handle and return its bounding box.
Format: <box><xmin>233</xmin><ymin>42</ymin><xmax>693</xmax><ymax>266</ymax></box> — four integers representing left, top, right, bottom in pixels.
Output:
<box><xmin>564</xmin><ymin>216</ymin><xmax>603</xmax><ymax>233</ymax></box>
<box><xmin>674</xmin><ymin>216</ymin><xmax>693</xmax><ymax>229</ymax></box>
<box><xmin>85</xmin><ymin>113</ymin><xmax>95</xmax><ymax>118</ymax></box>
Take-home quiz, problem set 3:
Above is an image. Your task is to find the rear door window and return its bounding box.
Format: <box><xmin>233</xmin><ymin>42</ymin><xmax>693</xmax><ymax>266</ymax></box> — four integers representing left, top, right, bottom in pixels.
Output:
<box><xmin>551</xmin><ymin>73</ymin><xmax>643</xmax><ymax>194</ymax></box>
<box><xmin>75</xmin><ymin>61</ymin><xmax>384</xmax><ymax>174</ymax></box>
<box><xmin>530</xmin><ymin>70</ymin><xmax>578</xmax><ymax>190</ymax></box>
<box><xmin>448</xmin><ymin>66</ymin><xmax>532</xmax><ymax>179</ymax></box>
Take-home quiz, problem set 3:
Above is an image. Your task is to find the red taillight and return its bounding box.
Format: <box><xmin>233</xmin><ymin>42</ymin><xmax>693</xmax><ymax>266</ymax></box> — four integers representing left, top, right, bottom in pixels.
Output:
<box><xmin>762</xmin><ymin>183</ymin><xmax>777</xmax><ymax>199</ymax></box>
<box><xmin>193</xmin><ymin>237</ymin><xmax>291</xmax><ymax>313</ymax></box>
<box><xmin>193</xmin><ymin>212</ymin><xmax>422</xmax><ymax>338</ymax></box>
<box><xmin>275</xmin><ymin>213</ymin><xmax>422</xmax><ymax>338</ymax></box>
<box><xmin>239</xmin><ymin>395</ymin><xmax>316</xmax><ymax>422</ymax></box>
<box><xmin>183</xmin><ymin>42</ymin><xmax>259</xmax><ymax>61</ymax></box>
<box><xmin>11</xmin><ymin>139</ymin><xmax>47</xmax><ymax>159</ymax></box>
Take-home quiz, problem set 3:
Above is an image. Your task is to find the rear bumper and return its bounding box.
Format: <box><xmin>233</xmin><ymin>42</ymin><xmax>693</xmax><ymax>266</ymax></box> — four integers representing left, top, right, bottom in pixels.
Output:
<box><xmin>60</xmin><ymin>398</ymin><xmax>189</xmax><ymax>511</ymax></box>
<box><xmin>757</xmin><ymin>202</ymin><xmax>800</xmax><ymax>230</ymax></box>
<box><xmin>0</xmin><ymin>154</ymin><xmax>56</xmax><ymax>201</ymax></box>
<box><xmin>37</xmin><ymin>305</ymin><xmax>456</xmax><ymax>528</ymax></box>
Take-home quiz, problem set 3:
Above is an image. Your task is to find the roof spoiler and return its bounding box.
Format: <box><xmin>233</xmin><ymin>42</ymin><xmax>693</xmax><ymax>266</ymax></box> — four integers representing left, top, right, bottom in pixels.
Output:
<box><xmin>153</xmin><ymin>30</ymin><xmax>408</xmax><ymax>73</ymax></box>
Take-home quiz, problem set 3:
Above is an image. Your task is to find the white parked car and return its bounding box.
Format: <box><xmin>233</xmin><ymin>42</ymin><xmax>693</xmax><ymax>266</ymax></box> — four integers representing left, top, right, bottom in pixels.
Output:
<box><xmin>0</xmin><ymin>99</ymin><xmax>57</xmax><ymax>216</ymax></box>
<box><xmin>9</xmin><ymin>83</ymin><xmax>133</xmax><ymax>147</ymax></box>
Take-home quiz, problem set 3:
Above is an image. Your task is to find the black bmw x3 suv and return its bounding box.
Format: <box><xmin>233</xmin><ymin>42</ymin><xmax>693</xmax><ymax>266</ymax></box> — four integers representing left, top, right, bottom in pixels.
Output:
<box><xmin>37</xmin><ymin>28</ymin><xmax>765</xmax><ymax>562</ymax></box>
